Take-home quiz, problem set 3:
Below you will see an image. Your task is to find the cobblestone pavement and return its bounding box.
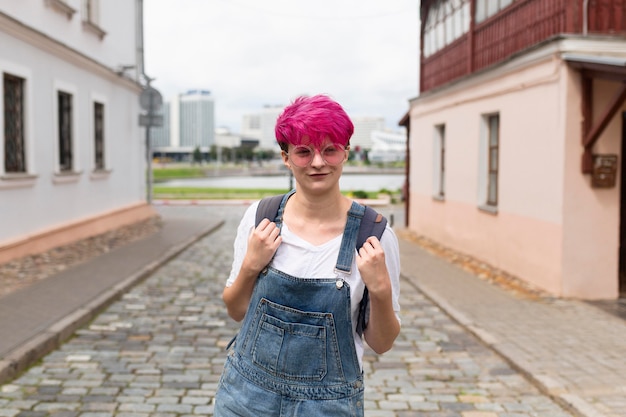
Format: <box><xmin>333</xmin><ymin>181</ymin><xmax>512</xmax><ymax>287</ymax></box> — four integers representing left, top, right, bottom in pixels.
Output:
<box><xmin>0</xmin><ymin>206</ymin><xmax>575</xmax><ymax>417</ymax></box>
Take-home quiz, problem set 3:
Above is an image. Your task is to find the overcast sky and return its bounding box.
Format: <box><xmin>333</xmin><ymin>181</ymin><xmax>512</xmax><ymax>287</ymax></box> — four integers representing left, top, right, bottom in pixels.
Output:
<box><xmin>143</xmin><ymin>0</ymin><xmax>419</xmax><ymax>133</ymax></box>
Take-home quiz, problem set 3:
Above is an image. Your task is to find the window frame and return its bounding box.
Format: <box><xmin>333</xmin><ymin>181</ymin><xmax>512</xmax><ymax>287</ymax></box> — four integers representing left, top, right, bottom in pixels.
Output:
<box><xmin>89</xmin><ymin>94</ymin><xmax>111</xmax><ymax>180</ymax></box>
<box><xmin>81</xmin><ymin>0</ymin><xmax>107</xmax><ymax>39</ymax></box>
<box><xmin>478</xmin><ymin>112</ymin><xmax>500</xmax><ymax>214</ymax></box>
<box><xmin>432</xmin><ymin>124</ymin><xmax>446</xmax><ymax>200</ymax></box>
<box><xmin>486</xmin><ymin>114</ymin><xmax>499</xmax><ymax>206</ymax></box>
<box><xmin>475</xmin><ymin>0</ymin><xmax>517</xmax><ymax>24</ymax></box>
<box><xmin>1</xmin><ymin>65</ymin><xmax>36</xmax><ymax>188</ymax></box>
<box><xmin>53</xmin><ymin>81</ymin><xmax>81</xmax><ymax>183</ymax></box>
<box><xmin>423</xmin><ymin>0</ymin><xmax>471</xmax><ymax>58</ymax></box>
<box><xmin>93</xmin><ymin>101</ymin><xmax>105</xmax><ymax>171</ymax></box>
<box><xmin>57</xmin><ymin>90</ymin><xmax>73</xmax><ymax>172</ymax></box>
<box><xmin>3</xmin><ymin>73</ymin><xmax>27</xmax><ymax>174</ymax></box>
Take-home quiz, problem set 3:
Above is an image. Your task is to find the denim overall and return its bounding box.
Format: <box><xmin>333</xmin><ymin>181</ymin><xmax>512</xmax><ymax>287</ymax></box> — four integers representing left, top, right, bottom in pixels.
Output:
<box><xmin>215</xmin><ymin>192</ymin><xmax>366</xmax><ymax>417</ymax></box>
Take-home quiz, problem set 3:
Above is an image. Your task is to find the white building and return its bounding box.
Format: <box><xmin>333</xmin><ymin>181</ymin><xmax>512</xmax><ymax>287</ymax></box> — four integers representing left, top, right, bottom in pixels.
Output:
<box><xmin>241</xmin><ymin>105</ymin><xmax>284</xmax><ymax>150</ymax></box>
<box><xmin>368</xmin><ymin>129</ymin><xmax>406</xmax><ymax>163</ymax></box>
<box><xmin>0</xmin><ymin>0</ymin><xmax>154</xmax><ymax>263</ymax></box>
<box><xmin>179</xmin><ymin>90</ymin><xmax>215</xmax><ymax>149</ymax></box>
<box><xmin>351</xmin><ymin>116</ymin><xmax>385</xmax><ymax>151</ymax></box>
<box><xmin>152</xmin><ymin>90</ymin><xmax>215</xmax><ymax>159</ymax></box>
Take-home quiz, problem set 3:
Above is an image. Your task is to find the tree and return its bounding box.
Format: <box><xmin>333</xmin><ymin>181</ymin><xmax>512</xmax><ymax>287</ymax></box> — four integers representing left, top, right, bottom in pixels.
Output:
<box><xmin>192</xmin><ymin>146</ymin><xmax>203</xmax><ymax>165</ymax></box>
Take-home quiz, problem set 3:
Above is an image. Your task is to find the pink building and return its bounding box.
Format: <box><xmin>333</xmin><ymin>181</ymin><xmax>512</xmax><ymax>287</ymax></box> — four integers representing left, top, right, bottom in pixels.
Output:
<box><xmin>404</xmin><ymin>0</ymin><xmax>626</xmax><ymax>299</ymax></box>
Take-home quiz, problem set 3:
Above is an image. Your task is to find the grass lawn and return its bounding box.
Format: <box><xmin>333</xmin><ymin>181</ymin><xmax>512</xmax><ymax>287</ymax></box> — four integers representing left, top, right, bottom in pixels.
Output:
<box><xmin>152</xmin><ymin>187</ymin><xmax>381</xmax><ymax>200</ymax></box>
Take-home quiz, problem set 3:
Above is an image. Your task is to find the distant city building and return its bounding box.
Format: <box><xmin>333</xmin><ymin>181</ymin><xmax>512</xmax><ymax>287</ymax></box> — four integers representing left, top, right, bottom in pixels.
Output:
<box><xmin>241</xmin><ymin>105</ymin><xmax>284</xmax><ymax>150</ymax></box>
<box><xmin>215</xmin><ymin>127</ymin><xmax>242</xmax><ymax>149</ymax></box>
<box><xmin>180</xmin><ymin>90</ymin><xmax>215</xmax><ymax>148</ymax></box>
<box><xmin>351</xmin><ymin>117</ymin><xmax>385</xmax><ymax>150</ymax></box>
<box><xmin>151</xmin><ymin>102</ymin><xmax>170</xmax><ymax>147</ymax></box>
<box><xmin>152</xmin><ymin>90</ymin><xmax>215</xmax><ymax>160</ymax></box>
<box><xmin>239</xmin><ymin>104</ymin><xmax>388</xmax><ymax>154</ymax></box>
<box><xmin>368</xmin><ymin>129</ymin><xmax>407</xmax><ymax>163</ymax></box>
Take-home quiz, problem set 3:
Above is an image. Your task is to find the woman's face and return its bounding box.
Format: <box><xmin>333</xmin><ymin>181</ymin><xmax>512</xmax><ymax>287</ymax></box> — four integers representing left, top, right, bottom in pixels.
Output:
<box><xmin>282</xmin><ymin>138</ymin><xmax>348</xmax><ymax>195</ymax></box>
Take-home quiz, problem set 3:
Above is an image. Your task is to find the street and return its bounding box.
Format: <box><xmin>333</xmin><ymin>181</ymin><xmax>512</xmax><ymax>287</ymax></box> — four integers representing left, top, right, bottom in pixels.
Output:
<box><xmin>0</xmin><ymin>205</ymin><xmax>575</xmax><ymax>416</ymax></box>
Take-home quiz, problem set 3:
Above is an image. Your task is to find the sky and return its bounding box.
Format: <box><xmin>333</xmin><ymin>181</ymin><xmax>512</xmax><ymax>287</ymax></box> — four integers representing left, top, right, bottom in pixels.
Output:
<box><xmin>143</xmin><ymin>0</ymin><xmax>419</xmax><ymax>133</ymax></box>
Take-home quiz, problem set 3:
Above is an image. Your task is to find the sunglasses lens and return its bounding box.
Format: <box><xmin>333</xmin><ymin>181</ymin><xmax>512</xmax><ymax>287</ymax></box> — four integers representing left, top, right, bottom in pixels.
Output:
<box><xmin>290</xmin><ymin>146</ymin><xmax>314</xmax><ymax>167</ymax></box>
<box><xmin>321</xmin><ymin>144</ymin><xmax>345</xmax><ymax>165</ymax></box>
<box><xmin>288</xmin><ymin>144</ymin><xmax>346</xmax><ymax>167</ymax></box>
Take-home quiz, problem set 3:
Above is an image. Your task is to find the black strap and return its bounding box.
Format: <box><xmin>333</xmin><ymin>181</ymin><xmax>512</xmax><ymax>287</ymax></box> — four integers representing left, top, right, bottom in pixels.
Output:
<box><xmin>255</xmin><ymin>193</ymin><xmax>387</xmax><ymax>336</ymax></box>
<box><xmin>255</xmin><ymin>194</ymin><xmax>284</xmax><ymax>225</ymax></box>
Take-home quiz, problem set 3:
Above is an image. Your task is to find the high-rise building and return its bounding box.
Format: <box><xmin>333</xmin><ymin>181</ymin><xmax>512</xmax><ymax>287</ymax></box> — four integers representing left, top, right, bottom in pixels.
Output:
<box><xmin>152</xmin><ymin>90</ymin><xmax>215</xmax><ymax>159</ymax></box>
<box><xmin>179</xmin><ymin>90</ymin><xmax>215</xmax><ymax>149</ymax></box>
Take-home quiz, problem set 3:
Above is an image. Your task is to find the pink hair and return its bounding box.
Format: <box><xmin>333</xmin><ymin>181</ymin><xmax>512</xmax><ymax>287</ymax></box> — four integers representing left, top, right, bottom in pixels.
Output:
<box><xmin>275</xmin><ymin>95</ymin><xmax>354</xmax><ymax>150</ymax></box>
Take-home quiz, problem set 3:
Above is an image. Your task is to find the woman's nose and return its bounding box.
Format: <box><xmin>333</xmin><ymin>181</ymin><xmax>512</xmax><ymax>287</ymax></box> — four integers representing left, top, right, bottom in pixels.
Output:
<box><xmin>310</xmin><ymin>149</ymin><xmax>325</xmax><ymax>166</ymax></box>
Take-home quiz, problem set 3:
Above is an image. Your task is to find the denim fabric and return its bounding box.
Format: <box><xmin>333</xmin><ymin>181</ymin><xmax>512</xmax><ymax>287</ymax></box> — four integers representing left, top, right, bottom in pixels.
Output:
<box><xmin>215</xmin><ymin>195</ymin><xmax>366</xmax><ymax>417</ymax></box>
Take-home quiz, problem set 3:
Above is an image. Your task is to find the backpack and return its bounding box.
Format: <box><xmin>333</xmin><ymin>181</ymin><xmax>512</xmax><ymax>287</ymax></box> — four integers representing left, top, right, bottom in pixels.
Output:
<box><xmin>255</xmin><ymin>193</ymin><xmax>387</xmax><ymax>336</ymax></box>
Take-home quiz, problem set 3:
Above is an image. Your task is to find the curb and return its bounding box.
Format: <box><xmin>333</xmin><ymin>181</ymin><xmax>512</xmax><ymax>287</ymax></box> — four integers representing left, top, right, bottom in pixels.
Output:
<box><xmin>0</xmin><ymin>220</ymin><xmax>224</xmax><ymax>386</ymax></box>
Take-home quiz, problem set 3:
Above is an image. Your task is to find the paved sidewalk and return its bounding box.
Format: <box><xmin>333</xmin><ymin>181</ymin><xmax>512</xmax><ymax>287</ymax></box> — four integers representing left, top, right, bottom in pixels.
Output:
<box><xmin>0</xmin><ymin>210</ymin><xmax>224</xmax><ymax>385</ymax></box>
<box><xmin>398</xmin><ymin>235</ymin><xmax>626</xmax><ymax>417</ymax></box>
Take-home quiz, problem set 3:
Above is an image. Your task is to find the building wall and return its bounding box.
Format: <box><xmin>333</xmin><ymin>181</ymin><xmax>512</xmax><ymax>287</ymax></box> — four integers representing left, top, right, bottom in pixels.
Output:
<box><xmin>0</xmin><ymin>0</ymin><xmax>139</xmax><ymax>76</ymax></box>
<box><xmin>561</xmin><ymin>74</ymin><xmax>624</xmax><ymax>298</ymax></box>
<box><xmin>0</xmin><ymin>0</ymin><xmax>154</xmax><ymax>261</ymax></box>
<box><xmin>408</xmin><ymin>53</ymin><xmax>567</xmax><ymax>296</ymax></box>
<box><xmin>410</xmin><ymin>41</ymin><xmax>626</xmax><ymax>299</ymax></box>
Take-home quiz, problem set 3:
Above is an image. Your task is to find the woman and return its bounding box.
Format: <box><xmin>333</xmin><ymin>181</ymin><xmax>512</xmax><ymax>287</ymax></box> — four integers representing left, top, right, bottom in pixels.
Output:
<box><xmin>215</xmin><ymin>94</ymin><xmax>401</xmax><ymax>416</ymax></box>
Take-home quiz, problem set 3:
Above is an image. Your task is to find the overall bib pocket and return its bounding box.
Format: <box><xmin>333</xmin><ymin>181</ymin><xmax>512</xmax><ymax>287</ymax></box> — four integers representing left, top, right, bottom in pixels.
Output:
<box><xmin>250</xmin><ymin>298</ymin><xmax>333</xmax><ymax>381</ymax></box>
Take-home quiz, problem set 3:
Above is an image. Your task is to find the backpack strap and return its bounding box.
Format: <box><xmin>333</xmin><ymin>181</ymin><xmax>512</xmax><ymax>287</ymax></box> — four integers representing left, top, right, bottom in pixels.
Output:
<box><xmin>356</xmin><ymin>205</ymin><xmax>387</xmax><ymax>337</ymax></box>
<box><xmin>357</xmin><ymin>206</ymin><xmax>387</xmax><ymax>248</ymax></box>
<box><xmin>255</xmin><ymin>193</ymin><xmax>287</xmax><ymax>226</ymax></box>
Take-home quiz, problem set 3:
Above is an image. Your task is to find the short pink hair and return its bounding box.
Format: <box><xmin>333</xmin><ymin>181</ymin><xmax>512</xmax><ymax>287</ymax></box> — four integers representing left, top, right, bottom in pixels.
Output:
<box><xmin>275</xmin><ymin>95</ymin><xmax>354</xmax><ymax>151</ymax></box>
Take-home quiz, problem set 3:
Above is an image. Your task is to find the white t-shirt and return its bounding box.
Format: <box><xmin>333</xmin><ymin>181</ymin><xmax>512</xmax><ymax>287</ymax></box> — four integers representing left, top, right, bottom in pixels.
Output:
<box><xmin>226</xmin><ymin>201</ymin><xmax>402</xmax><ymax>367</ymax></box>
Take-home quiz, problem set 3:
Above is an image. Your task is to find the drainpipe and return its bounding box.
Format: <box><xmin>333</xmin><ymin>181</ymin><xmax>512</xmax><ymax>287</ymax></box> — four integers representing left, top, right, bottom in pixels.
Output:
<box><xmin>582</xmin><ymin>0</ymin><xmax>589</xmax><ymax>35</ymax></box>
<box><xmin>136</xmin><ymin>0</ymin><xmax>151</xmax><ymax>83</ymax></box>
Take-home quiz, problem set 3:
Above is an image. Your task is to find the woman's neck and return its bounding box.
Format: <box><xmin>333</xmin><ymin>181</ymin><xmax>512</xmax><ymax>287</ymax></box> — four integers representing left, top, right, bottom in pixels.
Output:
<box><xmin>290</xmin><ymin>191</ymin><xmax>349</xmax><ymax>221</ymax></box>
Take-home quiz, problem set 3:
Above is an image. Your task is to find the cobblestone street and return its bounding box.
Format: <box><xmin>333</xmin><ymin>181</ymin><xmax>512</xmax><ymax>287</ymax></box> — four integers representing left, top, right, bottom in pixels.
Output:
<box><xmin>0</xmin><ymin>206</ymin><xmax>575</xmax><ymax>416</ymax></box>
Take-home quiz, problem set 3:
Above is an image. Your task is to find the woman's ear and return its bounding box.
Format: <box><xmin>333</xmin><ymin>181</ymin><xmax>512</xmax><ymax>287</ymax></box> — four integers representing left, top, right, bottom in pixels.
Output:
<box><xmin>281</xmin><ymin>151</ymin><xmax>291</xmax><ymax>169</ymax></box>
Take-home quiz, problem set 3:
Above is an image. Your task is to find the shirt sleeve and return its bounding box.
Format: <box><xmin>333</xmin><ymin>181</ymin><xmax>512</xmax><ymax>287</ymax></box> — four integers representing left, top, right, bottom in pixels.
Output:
<box><xmin>380</xmin><ymin>225</ymin><xmax>402</xmax><ymax>325</ymax></box>
<box><xmin>225</xmin><ymin>201</ymin><xmax>259</xmax><ymax>287</ymax></box>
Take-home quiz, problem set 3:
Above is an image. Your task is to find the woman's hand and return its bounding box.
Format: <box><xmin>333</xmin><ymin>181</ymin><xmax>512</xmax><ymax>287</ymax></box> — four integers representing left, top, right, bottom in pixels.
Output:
<box><xmin>243</xmin><ymin>218</ymin><xmax>282</xmax><ymax>273</ymax></box>
<box><xmin>356</xmin><ymin>236</ymin><xmax>391</xmax><ymax>295</ymax></box>
<box><xmin>222</xmin><ymin>219</ymin><xmax>282</xmax><ymax>321</ymax></box>
<box><xmin>356</xmin><ymin>236</ymin><xmax>400</xmax><ymax>353</ymax></box>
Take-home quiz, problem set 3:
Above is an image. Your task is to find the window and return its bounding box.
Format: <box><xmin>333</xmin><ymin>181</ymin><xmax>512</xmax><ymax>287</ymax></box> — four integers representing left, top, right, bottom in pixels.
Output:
<box><xmin>82</xmin><ymin>0</ymin><xmax>99</xmax><ymax>24</ymax></box>
<box><xmin>94</xmin><ymin>101</ymin><xmax>105</xmax><ymax>170</ymax></box>
<box><xmin>58</xmin><ymin>91</ymin><xmax>73</xmax><ymax>172</ymax></box>
<box><xmin>3</xmin><ymin>74</ymin><xmax>26</xmax><ymax>173</ymax></box>
<box><xmin>45</xmin><ymin>0</ymin><xmax>77</xmax><ymax>19</ymax></box>
<box><xmin>433</xmin><ymin>124</ymin><xmax>446</xmax><ymax>199</ymax></box>
<box><xmin>486</xmin><ymin>115</ymin><xmax>499</xmax><ymax>206</ymax></box>
<box><xmin>475</xmin><ymin>0</ymin><xmax>516</xmax><ymax>23</ymax></box>
<box><xmin>81</xmin><ymin>0</ymin><xmax>106</xmax><ymax>39</ymax></box>
<box><xmin>423</xmin><ymin>0</ymin><xmax>470</xmax><ymax>57</ymax></box>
